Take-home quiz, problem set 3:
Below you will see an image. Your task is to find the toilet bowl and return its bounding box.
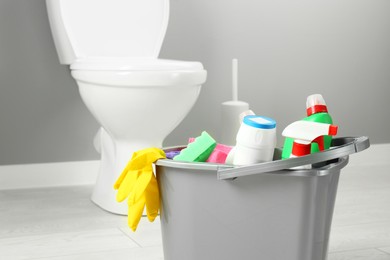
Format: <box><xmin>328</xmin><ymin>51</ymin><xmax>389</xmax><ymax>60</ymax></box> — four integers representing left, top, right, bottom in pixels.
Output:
<box><xmin>72</xmin><ymin>59</ymin><xmax>206</xmax><ymax>213</ymax></box>
<box><xmin>46</xmin><ymin>0</ymin><xmax>207</xmax><ymax>214</ymax></box>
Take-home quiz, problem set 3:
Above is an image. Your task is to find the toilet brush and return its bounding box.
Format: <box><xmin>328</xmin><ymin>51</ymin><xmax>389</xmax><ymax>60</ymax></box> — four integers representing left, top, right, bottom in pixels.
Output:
<box><xmin>220</xmin><ymin>59</ymin><xmax>250</xmax><ymax>146</ymax></box>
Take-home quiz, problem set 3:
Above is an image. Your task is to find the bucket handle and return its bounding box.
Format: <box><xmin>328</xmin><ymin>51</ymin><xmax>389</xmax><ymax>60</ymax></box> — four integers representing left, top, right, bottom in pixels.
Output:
<box><xmin>217</xmin><ymin>136</ymin><xmax>370</xmax><ymax>180</ymax></box>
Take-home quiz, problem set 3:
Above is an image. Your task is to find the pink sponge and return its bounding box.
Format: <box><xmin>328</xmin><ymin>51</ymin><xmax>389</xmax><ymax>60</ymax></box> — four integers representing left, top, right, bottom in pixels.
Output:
<box><xmin>188</xmin><ymin>138</ymin><xmax>232</xmax><ymax>164</ymax></box>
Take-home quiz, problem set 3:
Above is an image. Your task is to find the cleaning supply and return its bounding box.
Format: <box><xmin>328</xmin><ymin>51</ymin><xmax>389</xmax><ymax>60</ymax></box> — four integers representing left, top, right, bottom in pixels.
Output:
<box><xmin>220</xmin><ymin>59</ymin><xmax>250</xmax><ymax>146</ymax></box>
<box><xmin>282</xmin><ymin>94</ymin><xmax>333</xmax><ymax>159</ymax></box>
<box><xmin>188</xmin><ymin>138</ymin><xmax>232</xmax><ymax>163</ymax></box>
<box><xmin>233</xmin><ymin>115</ymin><xmax>277</xmax><ymax>165</ymax></box>
<box><xmin>113</xmin><ymin>147</ymin><xmax>166</xmax><ymax>231</ymax></box>
<box><xmin>239</xmin><ymin>110</ymin><xmax>255</xmax><ymax>122</ymax></box>
<box><xmin>282</xmin><ymin>121</ymin><xmax>338</xmax><ymax>168</ymax></box>
<box><xmin>224</xmin><ymin>147</ymin><xmax>236</xmax><ymax>165</ymax></box>
<box><xmin>165</xmin><ymin>150</ymin><xmax>181</xmax><ymax>159</ymax></box>
<box><xmin>173</xmin><ymin>131</ymin><xmax>217</xmax><ymax>162</ymax></box>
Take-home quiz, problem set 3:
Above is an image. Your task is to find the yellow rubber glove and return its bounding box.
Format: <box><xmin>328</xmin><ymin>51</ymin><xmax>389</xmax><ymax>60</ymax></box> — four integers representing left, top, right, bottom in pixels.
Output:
<box><xmin>113</xmin><ymin>147</ymin><xmax>166</xmax><ymax>231</ymax></box>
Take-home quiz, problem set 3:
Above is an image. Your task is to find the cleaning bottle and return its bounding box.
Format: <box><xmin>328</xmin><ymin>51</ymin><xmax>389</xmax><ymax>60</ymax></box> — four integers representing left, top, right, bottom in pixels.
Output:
<box><xmin>220</xmin><ymin>59</ymin><xmax>250</xmax><ymax>146</ymax></box>
<box><xmin>282</xmin><ymin>120</ymin><xmax>338</xmax><ymax>169</ymax></box>
<box><xmin>282</xmin><ymin>94</ymin><xmax>333</xmax><ymax>159</ymax></box>
<box><xmin>232</xmin><ymin>115</ymin><xmax>276</xmax><ymax>165</ymax></box>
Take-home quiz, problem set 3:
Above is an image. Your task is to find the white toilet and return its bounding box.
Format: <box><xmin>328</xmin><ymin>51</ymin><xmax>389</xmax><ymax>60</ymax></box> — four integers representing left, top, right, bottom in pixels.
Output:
<box><xmin>46</xmin><ymin>0</ymin><xmax>207</xmax><ymax>214</ymax></box>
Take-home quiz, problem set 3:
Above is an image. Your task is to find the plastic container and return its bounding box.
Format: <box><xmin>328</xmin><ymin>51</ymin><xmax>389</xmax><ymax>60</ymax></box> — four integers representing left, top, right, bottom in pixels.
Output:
<box><xmin>282</xmin><ymin>94</ymin><xmax>333</xmax><ymax>159</ymax></box>
<box><xmin>156</xmin><ymin>136</ymin><xmax>370</xmax><ymax>260</ymax></box>
<box><xmin>233</xmin><ymin>115</ymin><xmax>277</xmax><ymax>165</ymax></box>
<box><xmin>220</xmin><ymin>100</ymin><xmax>249</xmax><ymax>146</ymax></box>
<box><xmin>220</xmin><ymin>59</ymin><xmax>250</xmax><ymax>146</ymax></box>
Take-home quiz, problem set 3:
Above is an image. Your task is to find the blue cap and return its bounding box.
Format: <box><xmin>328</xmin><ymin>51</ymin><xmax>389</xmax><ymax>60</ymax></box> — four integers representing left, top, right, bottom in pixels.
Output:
<box><xmin>243</xmin><ymin>115</ymin><xmax>276</xmax><ymax>129</ymax></box>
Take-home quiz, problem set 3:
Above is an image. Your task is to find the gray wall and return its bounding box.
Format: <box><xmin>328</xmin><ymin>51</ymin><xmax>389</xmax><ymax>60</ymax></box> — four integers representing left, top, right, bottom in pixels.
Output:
<box><xmin>0</xmin><ymin>0</ymin><xmax>389</xmax><ymax>165</ymax></box>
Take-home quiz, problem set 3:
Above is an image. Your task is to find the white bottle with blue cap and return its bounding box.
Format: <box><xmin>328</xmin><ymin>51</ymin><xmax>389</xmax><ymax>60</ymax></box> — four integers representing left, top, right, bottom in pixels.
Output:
<box><xmin>232</xmin><ymin>115</ymin><xmax>277</xmax><ymax>165</ymax></box>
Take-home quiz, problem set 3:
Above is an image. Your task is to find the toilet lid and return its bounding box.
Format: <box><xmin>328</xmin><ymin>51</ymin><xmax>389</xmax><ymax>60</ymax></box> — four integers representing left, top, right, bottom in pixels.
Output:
<box><xmin>58</xmin><ymin>0</ymin><xmax>169</xmax><ymax>61</ymax></box>
<box><xmin>71</xmin><ymin>58</ymin><xmax>204</xmax><ymax>71</ymax></box>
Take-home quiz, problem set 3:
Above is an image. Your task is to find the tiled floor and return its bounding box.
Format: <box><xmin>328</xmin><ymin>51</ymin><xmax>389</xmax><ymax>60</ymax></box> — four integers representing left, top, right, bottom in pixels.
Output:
<box><xmin>0</xmin><ymin>158</ymin><xmax>390</xmax><ymax>259</ymax></box>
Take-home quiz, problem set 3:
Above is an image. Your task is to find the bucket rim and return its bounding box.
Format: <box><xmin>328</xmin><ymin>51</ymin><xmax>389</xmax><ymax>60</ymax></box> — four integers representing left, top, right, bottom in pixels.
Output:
<box><xmin>156</xmin><ymin>149</ymin><xmax>349</xmax><ymax>178</ymax></box>
<box><xmin>156</xmin><ymin>136</ymin><xmax>369</xmax><ymax>179</ymax></box>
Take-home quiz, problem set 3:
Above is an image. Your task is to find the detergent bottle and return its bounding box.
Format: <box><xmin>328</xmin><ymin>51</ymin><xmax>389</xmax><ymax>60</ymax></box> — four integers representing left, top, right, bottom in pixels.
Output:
<box><xmin>282</xmin><ymin>94</ymin><xmax>333</xmax><ymax>159</ymax></box>
<box><xmin>232</xmin><ymin>115</ymin><xmax>276</xmax><ymax>165</ymax></box>
<box><xmin>282</xmin><ymin>120</ymin><xmax>338</xmax><ymax>169</ymax></box>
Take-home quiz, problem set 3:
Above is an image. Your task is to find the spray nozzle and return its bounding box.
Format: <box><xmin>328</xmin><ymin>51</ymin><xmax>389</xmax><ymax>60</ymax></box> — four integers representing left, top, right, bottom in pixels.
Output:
<box><xmin>282</xmin><ymin>121</ymin><xmax>338</xmax><ymax>157</ymax></box>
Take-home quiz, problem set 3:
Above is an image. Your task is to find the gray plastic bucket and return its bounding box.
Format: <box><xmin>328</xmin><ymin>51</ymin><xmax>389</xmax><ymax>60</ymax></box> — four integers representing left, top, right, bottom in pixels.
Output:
<box><xmin>155</xmin><ymin>137</ymin><xmax>369</xmax><ymax>260</ymax></box>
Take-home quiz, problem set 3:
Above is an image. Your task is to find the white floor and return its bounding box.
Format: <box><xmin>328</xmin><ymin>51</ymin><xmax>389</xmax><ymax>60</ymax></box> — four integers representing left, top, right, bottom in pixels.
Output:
<box><xmin>1</xmin><ymin>155</ymin><xmax>390</xmax><ymax>259</ymax></box>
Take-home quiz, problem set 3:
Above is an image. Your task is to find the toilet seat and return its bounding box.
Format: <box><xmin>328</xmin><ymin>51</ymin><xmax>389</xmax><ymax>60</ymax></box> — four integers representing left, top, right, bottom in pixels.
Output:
<box><xmin>70</xmin><ymin>58</ymin><xmax>204</xmax><ymax>72</ymax></box>
<box><xmin>71</xmin><ymin>58</ymin><xmax>207</xmax><ymax>87</ymax></box>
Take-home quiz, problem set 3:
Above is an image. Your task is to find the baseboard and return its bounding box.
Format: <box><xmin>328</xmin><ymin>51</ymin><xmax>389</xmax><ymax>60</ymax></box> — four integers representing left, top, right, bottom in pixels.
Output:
<box><xmin>0</xmin><ymin>143</ymin><xmax>388</xmax><ymax>190</ymax></box>
<box><xmin>0</xmin><ymin>160</ymin><xmax>99</xmax><ymax>190</ymax></box>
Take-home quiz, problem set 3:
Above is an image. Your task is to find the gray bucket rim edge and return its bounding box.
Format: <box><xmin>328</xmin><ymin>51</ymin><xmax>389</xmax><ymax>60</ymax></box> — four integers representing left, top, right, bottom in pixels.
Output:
<box><xmin>156</xmin><ymin>136</ymin><xmax>369</xmax><ymax>179</ymax></box>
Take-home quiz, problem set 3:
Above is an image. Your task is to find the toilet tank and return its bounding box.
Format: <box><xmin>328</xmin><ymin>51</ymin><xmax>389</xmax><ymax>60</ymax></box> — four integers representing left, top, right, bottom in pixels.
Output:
<box><xmin>46</xmin><ymin>0</ymin><xmax>169</xmax><ymax>64</ymax></box>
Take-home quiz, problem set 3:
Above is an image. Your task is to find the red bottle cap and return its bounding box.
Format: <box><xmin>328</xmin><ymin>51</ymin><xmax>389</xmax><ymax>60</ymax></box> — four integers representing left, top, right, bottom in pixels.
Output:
<box><xmin>306</xmin><ymin>94</ymin><xmax>328</xmax><ymax>116</ymax></box>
